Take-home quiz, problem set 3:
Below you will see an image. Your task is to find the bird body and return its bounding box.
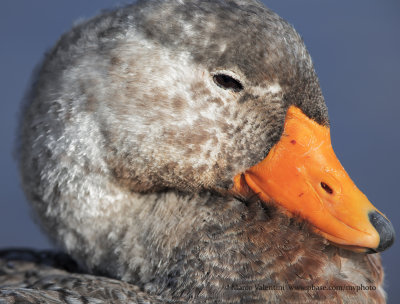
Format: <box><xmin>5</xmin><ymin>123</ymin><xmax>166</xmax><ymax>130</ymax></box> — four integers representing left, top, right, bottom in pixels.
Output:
<box><xmin>0</xmin><ymin>0</ymin><xmax>393</xmax><ymax>303</ymax></box>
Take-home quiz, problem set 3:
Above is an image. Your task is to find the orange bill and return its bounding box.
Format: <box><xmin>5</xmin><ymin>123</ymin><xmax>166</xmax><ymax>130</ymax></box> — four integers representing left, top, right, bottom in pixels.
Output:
<box><xmin>233</xmin><ymin>106</ymin><xmax>394</xmax><ymax>253</ymax></box>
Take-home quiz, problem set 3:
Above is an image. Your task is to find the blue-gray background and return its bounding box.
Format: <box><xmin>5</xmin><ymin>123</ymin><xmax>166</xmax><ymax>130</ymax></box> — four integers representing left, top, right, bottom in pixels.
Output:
<box><xmin>1</xmin><ymin>0</ymin><xmax>399</xmax><ymax>302</ymax></box>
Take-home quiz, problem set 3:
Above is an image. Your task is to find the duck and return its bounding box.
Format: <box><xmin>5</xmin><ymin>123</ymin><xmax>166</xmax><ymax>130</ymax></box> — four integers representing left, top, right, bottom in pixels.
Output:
<box><xmin>0</xmin><ymin>0</ymin><xmax>395</xmax><ymax>303</ymax></box>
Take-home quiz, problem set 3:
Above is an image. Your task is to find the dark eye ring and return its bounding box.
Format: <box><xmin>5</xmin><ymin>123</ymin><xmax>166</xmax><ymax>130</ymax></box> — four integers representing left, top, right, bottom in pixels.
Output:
<box><xmin>213</xmin><ymin>74</ymin><xmax>243</xmax><ymax>92</ymax></box>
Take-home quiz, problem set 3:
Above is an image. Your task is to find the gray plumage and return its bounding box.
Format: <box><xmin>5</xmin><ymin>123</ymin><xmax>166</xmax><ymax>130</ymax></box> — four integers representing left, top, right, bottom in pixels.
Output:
<box><xmin>1</xmin><ymin>0</ymin><xmax>385</xmax><ymax>303</ymax></box>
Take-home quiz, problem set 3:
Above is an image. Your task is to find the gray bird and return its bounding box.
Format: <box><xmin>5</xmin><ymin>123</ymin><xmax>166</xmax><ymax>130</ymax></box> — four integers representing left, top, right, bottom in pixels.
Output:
<box><xmin>0</xmin><ymin>0</ymin><xmax>394</xmax><ymax>303</ymax></box>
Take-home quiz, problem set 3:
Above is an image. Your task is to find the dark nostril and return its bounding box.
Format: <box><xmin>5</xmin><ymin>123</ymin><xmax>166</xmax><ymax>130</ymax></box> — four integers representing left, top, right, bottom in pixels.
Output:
<box><xmin>368</xmin><ymin>211</ymin><xmax>395</xmax><ymax>253</ymax></box>
<box><xmin>320</xmin><ymin>182</ymin><xmax>333</xmax><ymax>194</ymax></box>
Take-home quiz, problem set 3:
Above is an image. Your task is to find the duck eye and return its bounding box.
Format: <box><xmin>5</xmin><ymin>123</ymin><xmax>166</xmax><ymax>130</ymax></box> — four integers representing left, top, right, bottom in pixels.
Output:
<box><xmin>213</xmin><ymin>74</ymin><xmax>243</xmax><ymax>92</ymax></box>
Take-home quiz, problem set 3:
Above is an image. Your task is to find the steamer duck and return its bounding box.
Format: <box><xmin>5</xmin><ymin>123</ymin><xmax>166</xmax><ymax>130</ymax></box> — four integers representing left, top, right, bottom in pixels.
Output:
<box><xmin>0</xmin><ymin>0</ymin><xmax>394</xmax><ymax>303</ymax></box>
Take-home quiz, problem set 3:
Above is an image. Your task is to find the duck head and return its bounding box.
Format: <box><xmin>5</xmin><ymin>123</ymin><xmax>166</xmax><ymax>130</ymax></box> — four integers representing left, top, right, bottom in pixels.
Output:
<box><xmin>19</xmin><ymin>0</ymin><xmax>393</xmax><ymax>277</ymax></box>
